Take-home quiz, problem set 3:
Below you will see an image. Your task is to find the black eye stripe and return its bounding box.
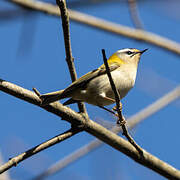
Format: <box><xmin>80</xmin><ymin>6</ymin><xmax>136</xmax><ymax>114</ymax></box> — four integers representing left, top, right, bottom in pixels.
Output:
<box><xmin>126</xmin><ymin>51</ymin><xmax>133</xmax><ymax>55</ymax></box>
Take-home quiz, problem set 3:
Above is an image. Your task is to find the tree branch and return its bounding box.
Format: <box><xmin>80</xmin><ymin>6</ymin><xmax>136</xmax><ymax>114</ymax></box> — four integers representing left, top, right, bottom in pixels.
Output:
<box><xmin>0</xmin><ymin>128</ymin><xmax>81</xmax><ymax>174</ymax></box>
<box><xmin>1</xmin><ymin>79</ymin><xmax>180</xmax><ymax>179</ymax></box>
<box><xmin>56</xmin><ymin>0</ymin><xmax>87</xmax><ymax>114</ymax></box>
<box><xmin>9</xmin><ymin>0</ymin><xmax>180</xmax><ymax>56</ymax></box>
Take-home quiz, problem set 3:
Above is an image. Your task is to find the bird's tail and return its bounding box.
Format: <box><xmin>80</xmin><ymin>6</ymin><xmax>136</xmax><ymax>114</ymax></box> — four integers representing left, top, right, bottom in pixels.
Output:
<box><xmin>40</xmin><ymin>90</ymin><xmax>64</xmax><ymax>106</ymax></box>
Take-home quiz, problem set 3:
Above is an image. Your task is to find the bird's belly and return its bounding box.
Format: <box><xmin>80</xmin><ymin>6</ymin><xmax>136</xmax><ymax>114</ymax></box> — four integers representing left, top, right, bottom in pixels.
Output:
<box><xmin>72</xmin><ymin>69</ymin><xmax>135</xmax><ymax>106</ymax></box>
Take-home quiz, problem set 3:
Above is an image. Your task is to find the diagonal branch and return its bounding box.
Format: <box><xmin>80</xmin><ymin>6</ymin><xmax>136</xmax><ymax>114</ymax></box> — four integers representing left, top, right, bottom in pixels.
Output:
<box><xmin>33</xmin><ymin>84</ymin><xmax>180</xmax><ymax>179</ymax></box>
<box><xmin>102</xmin><ymin>49</ymin><xmax>143</xmax><ymax>154</ymax></box>
<box><xmin>1</xmin><ymin>79</ymin><xmax>180</xmax><ymax>179</ymax></box>
<box><xmin>0</xmin><ymin>128</ymin><xmax>81</xmax><ymax>174</ymax></box>
<box><xmin>9</xmin><ymin>0</ymin><xmax>180</xmax><ymax>56</ymax></box>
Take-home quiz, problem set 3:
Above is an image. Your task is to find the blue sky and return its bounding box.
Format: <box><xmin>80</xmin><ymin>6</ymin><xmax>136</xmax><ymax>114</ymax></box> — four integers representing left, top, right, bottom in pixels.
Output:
<box><xmin>0</xmin><ymin>0</ymin><xmax>180</xmax><ymax>179</ymax></box>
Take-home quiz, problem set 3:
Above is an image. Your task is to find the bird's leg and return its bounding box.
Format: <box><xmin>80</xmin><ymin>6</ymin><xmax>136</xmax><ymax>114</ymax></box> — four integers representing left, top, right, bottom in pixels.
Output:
<box><xmin>113</xmin><ymin>102</ymin><xmax>126</xmax><ymax>125</ymax></box>
<box><xmin>112</xmin><ymin>101</ymin><xmax>122</xmax><ymax>112</ymax></box>
<box><xmin>98</xmin><ymin>106</ymin><xmax>118</xmax><ymax>117</ymax></box>
<box><xmin>102</xmin><ymin>96</ymin><xmax>116</xmax><ymax>103</ymax></box>
<box><xmin>98</xmin><ymin>96</ymin><xmax>119</xmax><ymax>116</ymax></box>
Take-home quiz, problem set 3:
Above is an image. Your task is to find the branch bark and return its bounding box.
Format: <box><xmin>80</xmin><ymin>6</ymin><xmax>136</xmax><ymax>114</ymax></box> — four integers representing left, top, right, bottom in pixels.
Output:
<box><xmin>1</xmin><ymin>79</ymin><xmax>180</xmax><ymax>179</ymax></box>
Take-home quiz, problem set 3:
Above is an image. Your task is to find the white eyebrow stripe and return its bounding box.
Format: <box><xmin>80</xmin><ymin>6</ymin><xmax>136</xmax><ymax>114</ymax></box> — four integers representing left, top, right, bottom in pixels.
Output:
<box><xmin>117</xmin><ymin>48</ymin><xmax>132</xmax><ymax>53</ymax></box>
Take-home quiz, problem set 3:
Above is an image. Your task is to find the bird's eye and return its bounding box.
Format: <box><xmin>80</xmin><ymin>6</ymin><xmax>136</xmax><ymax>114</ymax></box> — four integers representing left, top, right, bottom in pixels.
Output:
<box><xmin>126</xmin><ymin>51</ymin><xmax>133</xmax><ymax>55</ymax></box>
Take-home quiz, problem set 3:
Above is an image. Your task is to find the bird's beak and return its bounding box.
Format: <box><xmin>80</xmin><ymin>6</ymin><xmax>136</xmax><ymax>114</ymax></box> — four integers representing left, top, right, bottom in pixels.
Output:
<box><xmin>139</xmin><ymin>49</ymin><xmax>148</xmax><ymax>54</ymax></box>
<box><xmin>132</xmin><ymin>49</ymin><xmax>148</xmax><ymax>56</ymax></box>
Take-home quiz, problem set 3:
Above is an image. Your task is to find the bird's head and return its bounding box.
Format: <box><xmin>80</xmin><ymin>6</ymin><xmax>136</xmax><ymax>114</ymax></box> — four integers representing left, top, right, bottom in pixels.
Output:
<box><xmin>108</xmin><ymin>48</ymin><xmax>147</xmax><ymax>66</ymax></box>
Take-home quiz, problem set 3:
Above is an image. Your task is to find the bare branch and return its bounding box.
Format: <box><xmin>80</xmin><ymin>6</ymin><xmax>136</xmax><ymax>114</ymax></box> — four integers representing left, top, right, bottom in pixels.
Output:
<box><xmin>33</xmin><ymin>85</ymin><xmax>180</xmax><ymax>179</ymax></box>
<box><xmin>56</xmin><ymin>0</ymin><xmax>76</xmax><ymax>81</ymax></box>
<box><xmin>56</xmin><ymin>0</ymin><xmax>87</xmax><ymax>114</ymax></box>
<box><xmin>128</xmin><ymin>0</ymin><xmax>144</xmax><ymax>29</ymax></box>
<box><xmin>1</xmin><ymin>79</ymin><xmax>180</xmax><ymax>179</ymax></box>
<box><xmin>0</xmin><ymin>128</ymin><xmax>81</xmax><ymax>174</ymax></box>
<box><xmin>9</xmin><ymin>0</ymin><xmax>180</xmax><ymax>56</ymax></box>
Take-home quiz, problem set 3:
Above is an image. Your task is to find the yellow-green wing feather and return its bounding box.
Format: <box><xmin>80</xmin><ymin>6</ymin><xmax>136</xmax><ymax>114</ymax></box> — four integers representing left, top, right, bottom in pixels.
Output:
<box><xmin>61</xmin><ymin>63</ymin><xmax>120</xmax><ymax>98</ymax></box>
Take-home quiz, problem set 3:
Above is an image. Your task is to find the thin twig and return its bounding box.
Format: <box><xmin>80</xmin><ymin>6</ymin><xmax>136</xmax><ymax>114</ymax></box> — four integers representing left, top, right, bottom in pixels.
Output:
<box><xmin>128</xmin><ymin>0</ymin><xmax>144</xmax><ymax>29</ymax></box>
<box><xmin>101</xmin><ymin>49</ymin><xmax>143</xmax><ymax>155</ymax></box>
<box><xmin>9</xmin><ymin>0</ymin><xmax>180</xmax><ymax>56</ymax></box>
<box><xmin>56</xmin><ymin>0</ymin><xmax>87</xmax><ymax>114</ymax></box>
<box><xmin>32</xmin><ymin>85</ymin><xmax>180</xmax><ymax>179</ymax></box>
<box><xmin>0</xmin><ymin>128</ymin><xmax>81</xmax><ymax>174</ymax></box>
<box><xmin>1</xmin><ymin>79</ymin><xmax>180</xmax><ymax>179</ymax></box>
<box><xmin>32</xmin><ymin>87</ymin><xmax>41</xmax><ymax>97</ymax></box>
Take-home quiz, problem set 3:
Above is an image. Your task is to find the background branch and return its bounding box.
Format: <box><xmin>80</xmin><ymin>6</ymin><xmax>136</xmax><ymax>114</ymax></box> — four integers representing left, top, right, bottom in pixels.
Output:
<box><xmin>128</xmin><ymin>0</ymin><xmax>144</xmax><ymax>29</ymax></box>
<box><xmin>9</xmin><ymin>0</ymin><xmax>180</xmax><ymax>56</ymax></box>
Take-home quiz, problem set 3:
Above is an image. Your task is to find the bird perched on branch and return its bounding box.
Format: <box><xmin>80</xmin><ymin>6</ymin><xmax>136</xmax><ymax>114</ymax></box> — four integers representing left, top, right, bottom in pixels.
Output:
<box><xmin>39</xmin><ymin>48</ymin><xmax>147</xmax><ymax>107</ymax></box>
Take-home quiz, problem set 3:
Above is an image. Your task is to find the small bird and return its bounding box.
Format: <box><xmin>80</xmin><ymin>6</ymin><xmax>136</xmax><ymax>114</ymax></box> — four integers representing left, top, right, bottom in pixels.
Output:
<box><xmin>39</xmin><ymin>48</ymin><xmax>147</xmax><ymax>107</ymax></box>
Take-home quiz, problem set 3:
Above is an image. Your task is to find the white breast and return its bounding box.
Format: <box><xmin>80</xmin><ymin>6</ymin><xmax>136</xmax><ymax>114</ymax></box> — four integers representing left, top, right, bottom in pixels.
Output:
<box><xmin>72</xmin><ymin>64</ymin><xmax>138</xmax><ymax>106</ymax></box>
<box><xmin>109</xmin><ymin>64</ymin><xmax>137</xmax><ymax>98</ymax></box>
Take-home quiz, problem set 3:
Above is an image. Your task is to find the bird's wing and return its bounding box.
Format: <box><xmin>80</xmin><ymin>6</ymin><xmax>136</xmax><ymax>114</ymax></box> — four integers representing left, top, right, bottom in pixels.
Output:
<box><xmin>61</xmin><ymin>63</ymin><xmax>120</xmax><ymax>98</ymax></box>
